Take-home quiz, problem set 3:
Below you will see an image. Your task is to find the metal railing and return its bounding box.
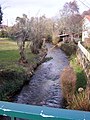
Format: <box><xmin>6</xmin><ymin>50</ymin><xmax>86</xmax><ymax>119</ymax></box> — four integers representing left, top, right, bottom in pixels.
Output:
<box><xmin>0</xmin><ymin>101</ymin><xmax>90</xmax><ymax>120</ymax></box>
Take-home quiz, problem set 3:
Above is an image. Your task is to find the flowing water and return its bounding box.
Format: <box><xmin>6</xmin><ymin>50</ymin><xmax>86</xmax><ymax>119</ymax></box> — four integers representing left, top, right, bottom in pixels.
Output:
<box><xmin>15</xmin><ymin>43</ymin><xmax>69</xmax><ymax>108</ymax></box>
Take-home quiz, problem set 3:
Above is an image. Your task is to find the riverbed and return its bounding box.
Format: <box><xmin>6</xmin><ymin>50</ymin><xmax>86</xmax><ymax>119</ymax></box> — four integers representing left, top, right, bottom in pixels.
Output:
<box><xmin>15</xmin><ymin>43</ymin><xmax>69</xmax><ymax>108</ymax></box>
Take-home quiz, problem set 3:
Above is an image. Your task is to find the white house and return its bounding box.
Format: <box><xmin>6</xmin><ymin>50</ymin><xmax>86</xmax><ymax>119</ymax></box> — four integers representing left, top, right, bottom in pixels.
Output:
<box><xmin>82</xmin><ymin>15</ymin><xmax>90</xmax><ymax>41</ymax></box>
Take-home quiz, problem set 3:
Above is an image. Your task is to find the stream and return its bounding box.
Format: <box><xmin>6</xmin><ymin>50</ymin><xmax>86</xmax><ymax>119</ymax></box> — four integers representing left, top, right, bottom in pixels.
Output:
<box><xmin>14</xmin><ymin>43</ymin><xmax>69</xmax><ymax>108</ymax></box>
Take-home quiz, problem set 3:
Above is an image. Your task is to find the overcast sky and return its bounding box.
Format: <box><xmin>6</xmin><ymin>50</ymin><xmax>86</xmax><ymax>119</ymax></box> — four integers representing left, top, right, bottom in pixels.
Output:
<box><xmin>1</xmin><ymin>0</ymin><xmax>90</xmax><ymax>26</ymax></box>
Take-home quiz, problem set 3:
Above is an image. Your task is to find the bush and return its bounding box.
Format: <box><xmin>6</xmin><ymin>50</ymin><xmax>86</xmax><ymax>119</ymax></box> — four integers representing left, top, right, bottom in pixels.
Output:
<box><xmin>68</xmin><ymin>90</ymin><xmax>90</xmax><ymax>111</ymax></box>
<box><xmin>60</xmin><ymin>42</ymin><xmax>77</xmax><ymax>56</ymax></box>
<box><xmin>0</xmin><ymin>70</ymin><xmax>26</xmax><ymax>100</ymax></box>
<box><xmin>52</xmin><ymin>34</ymin><xmax>59</xmax><ymax>45</ymax></box>
<box><xmin>83</xmin><ymin>38</ymin><xmax>90</xmax><ymax>48</ymax></box>
<box><xmin>46</xmin><ymin>35</ymin><xmax>52</xmax><ymax>42</ymax></box>
<box><xmin>0</xmin><ymin>30</ymin><xmax>8</xmax><ymax>38</ymax></box>
<box><xmin>61</xmin><ymin>66</ymin><xmax>77</xmax><ymax>102</ymax></box>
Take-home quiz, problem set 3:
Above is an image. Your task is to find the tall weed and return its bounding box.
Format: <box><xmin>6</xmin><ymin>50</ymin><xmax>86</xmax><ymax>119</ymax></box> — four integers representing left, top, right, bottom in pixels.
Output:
<box><xmin>61</xmin><ymin>66</ymin><xmax>76</xmax><ymax>101</ymax></box>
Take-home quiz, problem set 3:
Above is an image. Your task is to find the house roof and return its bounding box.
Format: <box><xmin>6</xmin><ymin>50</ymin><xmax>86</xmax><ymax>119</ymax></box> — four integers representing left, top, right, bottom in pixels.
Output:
<box><xmin>85</xmin><ymin>15</ymin><xmax>90</xmax><ymax>21</ymax></box>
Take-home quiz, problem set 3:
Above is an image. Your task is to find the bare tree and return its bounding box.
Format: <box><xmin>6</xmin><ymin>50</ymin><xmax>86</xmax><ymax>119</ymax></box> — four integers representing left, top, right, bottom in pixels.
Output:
<box><xmin>15</xmin><ymin>29</ymin><xmax>28</xmax><ymax>64</ymax></box>
<box><xmin>58</xmin><ymin>0</ymin><xmax>82</xmax><ymax>37</ymax></box>
<box><xmin>9</xmin><ymin>14</ymin><xmax>54</xmax><ymax>64</ymax></box>
<box><xmin>82</xmin><ymin>9</ymin><xmax>90</xmax><ymax>17</ymax></box>
<box><xmin>14</xmin><ymin>14</ymin><xmax>29</xmax><ymax>64</ymax></box>
<box><xmin>63</xmin><ymin>0</ymin><xmax>79</xmax><ymax>15</ymax></box>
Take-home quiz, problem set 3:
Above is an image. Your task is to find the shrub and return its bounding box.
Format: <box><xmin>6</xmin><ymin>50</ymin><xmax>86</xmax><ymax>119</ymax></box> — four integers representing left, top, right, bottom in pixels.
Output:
<box><xmin>61</xmin><ymin>66</ymin><xmax>77</xmax><ymax>102</ymax></box>
<box><xmin>46</xmin><ymin>35</ymin><xmax>52</xmax><ymax>42</ymax></box>
<box><xmin>52</xmin><ymin>34</ymin><xmax>59</xmax><ymax>45</ymax></box>
<box><xmin>0</xmin><ymin>30</ymin><xmax>8</xmax><ymax>38</ymax></box>
<box><xmin>60</xmin><ymin>42</ymin><xmax>77</xmax><ymax>56</ymax></box>
<box><xmin>0</xmin><ymin>70</ymin><xmax>26</xmax><ymax>100</ymax></box>
<box><xmin>68</xmin><ymin>90</ymin><xmax>90</xmax><ymax>111</ymax></box>
<box><xmin>83</xmin><ymin>38</ymin><xmax>90</xmax><ymax>48</ymax></box>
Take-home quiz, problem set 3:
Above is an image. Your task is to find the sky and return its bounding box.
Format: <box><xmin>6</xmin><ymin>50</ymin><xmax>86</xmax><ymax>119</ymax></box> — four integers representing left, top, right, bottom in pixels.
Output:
<box><xmin>1</xmin><ymin>0</ymin><xmax>90</xmax><ymax>26</ymax></box>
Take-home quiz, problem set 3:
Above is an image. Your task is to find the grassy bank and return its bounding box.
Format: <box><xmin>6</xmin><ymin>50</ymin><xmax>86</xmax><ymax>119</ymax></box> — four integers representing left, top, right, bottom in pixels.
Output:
<box><xmin>59</xmin><ymin>42</ymin><xmax>87</xmax><ymax>91</ymax></box>
<box><xmin>59</xmin><ymin>42</ymin><xmax>88</xmax><ymax>110</ymax></box>
<box><xmin>0</xmin><ymin>38</ymin><xmax>38</xmax><ymax>101</ymax></box>
<box><xmin>61</xmin><ymin>54</ymin><xmax>88</xmax><ymax>110</ymax></box>
<box><xmin>68</xmin><ymin>55</ymin><xmax>89</xmax><ymax>111</ymax></box>
<box><xmin>70</xmin><ymin>55</ymin><xmax>87</xmax><ymax>91</ymax></box>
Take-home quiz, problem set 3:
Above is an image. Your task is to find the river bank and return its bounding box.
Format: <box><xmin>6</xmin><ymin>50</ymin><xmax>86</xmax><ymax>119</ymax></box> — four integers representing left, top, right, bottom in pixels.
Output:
<box><xmin>0</xmin><ymin>38</ymin><xmax>47</xmax><ymax>101</ymax></box>
<box><xmin>0</xmin><ymin>51</ymin><xmax>46</xmax><ymax>101</ymax></box>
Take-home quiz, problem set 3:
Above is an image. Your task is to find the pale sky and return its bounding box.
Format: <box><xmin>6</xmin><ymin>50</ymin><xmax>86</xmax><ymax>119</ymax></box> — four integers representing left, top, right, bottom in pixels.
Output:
<box><xmin>1</xmin><ymin>0</ymin><xmax>90</xmax><ymax>26</ymax></box>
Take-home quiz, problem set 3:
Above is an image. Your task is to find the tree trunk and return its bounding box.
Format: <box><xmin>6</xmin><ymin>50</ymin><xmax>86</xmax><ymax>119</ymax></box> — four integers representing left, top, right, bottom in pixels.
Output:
<box><xmin>17</xmin><ymin>40</ymin><xmax>28</xmax><ymax>64</ymax></box>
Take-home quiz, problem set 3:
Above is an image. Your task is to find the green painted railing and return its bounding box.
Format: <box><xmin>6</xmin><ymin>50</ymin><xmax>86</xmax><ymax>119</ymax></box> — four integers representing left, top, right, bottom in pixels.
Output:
<box><xmin>0</xmin><ymin>101</ymin><xmax>90</xmax><ymax>120</ymax></box>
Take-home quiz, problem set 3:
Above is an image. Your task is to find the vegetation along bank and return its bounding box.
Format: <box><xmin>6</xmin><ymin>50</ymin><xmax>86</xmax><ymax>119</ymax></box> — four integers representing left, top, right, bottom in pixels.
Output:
<box><xmin>60</xmin><ymin>41</ymin><xmax>88</xmax><ymax>111</ymax></box>
<box><xmin>0</xmin><ymin>38</ymin><xmax>47</xmax><ymax>101</ymax></box>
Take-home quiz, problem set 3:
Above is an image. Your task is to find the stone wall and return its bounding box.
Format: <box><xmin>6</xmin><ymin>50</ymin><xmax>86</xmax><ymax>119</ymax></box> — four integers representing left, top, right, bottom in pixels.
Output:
<box><xmin>77</xmin><ymin>42</ymin><xmax>90</xmax><ymax>80</ymax></box>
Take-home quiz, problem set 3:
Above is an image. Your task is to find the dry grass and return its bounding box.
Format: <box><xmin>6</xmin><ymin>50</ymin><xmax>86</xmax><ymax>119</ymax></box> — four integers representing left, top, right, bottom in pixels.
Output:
<box><xmin>68</xmin><ymin>90</ymin><xmax>90</xmax><ymax>111</ymax></box>
<box><xmin>52</xmin><ymin>34</ymin><xmax>59</xmax><ymax>45</ymax></box>
<box><xmin>84</xmin><ymin>38</ymin><xmax>90</xmax><ymax>48</ymax></box>
<box><xmin>0</xmin><ymin>38</ymin><xmax>18</xmax><ymax>51</ymax></box>
<box><xmin>61</xmin><ymin>66</ymin><xmax>77</xmax><ymax>102</ymax></box>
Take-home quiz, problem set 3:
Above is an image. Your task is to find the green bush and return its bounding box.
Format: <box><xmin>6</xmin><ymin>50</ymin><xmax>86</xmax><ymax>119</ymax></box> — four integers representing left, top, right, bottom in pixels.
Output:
<box><xmin>46</xmin><ymin>35</ymin><xmax>52</xmax><ymax>42</ymax></box>
<box><xmin>0</xmin><ymin>30</ymin><xmax>8</xmax><ymax>38</ymax></box>
<box><xmin>0</xmin><ymin>70</ymin><xmax>26</xmax><ymax>101</ymax></box>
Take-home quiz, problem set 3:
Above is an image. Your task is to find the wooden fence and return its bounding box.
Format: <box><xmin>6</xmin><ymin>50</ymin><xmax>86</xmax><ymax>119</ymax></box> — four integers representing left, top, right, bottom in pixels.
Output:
<box><xmin>78</xmin><ymin>41</ymin><xmax>90</xmax><ymax>62</ymax></box>
<box><xmin>78</xmin><ymin>41</ymin><xmax>90</xmax><ymax>80</ymax></box>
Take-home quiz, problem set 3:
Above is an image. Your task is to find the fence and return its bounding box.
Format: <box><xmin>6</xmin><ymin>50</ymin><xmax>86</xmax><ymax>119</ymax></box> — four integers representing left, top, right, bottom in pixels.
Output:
<box><xmin>78</xmin><ymin>41</ymin><xmax>90</xmax><ymax>62</ymax></box>
<box><xmin>77</xmin><ymin>41</ymin><xmax>90</xmax><ymax>80</ymax></box>
<box><xmin>0</xmin><ymin>101</ymin><xmax>90</xmax><ymax>120</ymax></box>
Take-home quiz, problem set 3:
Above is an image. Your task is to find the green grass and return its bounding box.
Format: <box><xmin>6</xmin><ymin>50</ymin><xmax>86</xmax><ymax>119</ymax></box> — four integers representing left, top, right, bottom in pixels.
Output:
<box><xmin>25</xmin><ymin>48</ymin><xmax>38</xmax><ymax>64</ymax></box>
<box><xmin>0</xmin><ymin>38</ymin><xmax>38</xmax><ymax>100</ymax></box>
<box><xmin>0</xmin><ymin>38</ymin><xmax>22</xmax><ymax>71</ymax></box>
<box><xmin>0</xmin><ymin>50</ymin><xmax>19</xmax><ymax>61</ymax></box>
<box><xmin>0</xmin><ymin>38</ymin><xmax>37</xmax><ymax>71</ymax></box>
<box><xmin>70</xmin><ymin>55</ymin><xmax>87</xmax><ymax>91</ymax></box>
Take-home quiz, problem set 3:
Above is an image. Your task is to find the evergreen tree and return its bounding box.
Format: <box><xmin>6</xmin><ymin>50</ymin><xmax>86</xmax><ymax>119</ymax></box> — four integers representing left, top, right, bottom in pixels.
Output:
<box><xmin>0</xmin><ymin>5</ymin><xmax>3</xmax><ymax>24</ymax></box>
